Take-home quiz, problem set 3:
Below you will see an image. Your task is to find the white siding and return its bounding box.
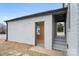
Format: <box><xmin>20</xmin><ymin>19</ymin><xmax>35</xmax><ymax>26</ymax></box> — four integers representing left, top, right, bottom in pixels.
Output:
<box><xmin>8</xmin><ymin>14</ymin><xmax>53</xmax><ymax>50</ymax></box>
<box><xmin>67</xmin><ymin>4</ymin><xmax>79</xmax><ymax>56</ymax></box>
<box><xmin>76</xmin><ymin>4</ymin><xmax>79</xmax><ymax>55</ymax></box>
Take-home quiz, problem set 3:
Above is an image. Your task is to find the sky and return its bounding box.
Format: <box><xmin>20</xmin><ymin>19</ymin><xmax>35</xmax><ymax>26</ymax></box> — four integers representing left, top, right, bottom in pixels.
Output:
<box><xmin>0</xmin><ymin>3</ymin><xmax>62</xmax><ymax>24</ymax></box>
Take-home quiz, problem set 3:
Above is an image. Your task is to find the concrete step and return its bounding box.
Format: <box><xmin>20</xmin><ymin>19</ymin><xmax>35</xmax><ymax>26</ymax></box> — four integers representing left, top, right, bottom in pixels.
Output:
<box><xmin>55</xmin><ymin>37</ymin><xmax>66</xmax><ymax>41</ymax></box>
<box><xmin>55</xmin><ymin>38</ymin><xmax>66</xmax><ymax>40</ymax></box>
<box><xmin>53</xmin><ymin>44</ymin><xmax>67</xmax><ymax>51</ymax></box>
<box><xmin>55</xmin><ymin>38</ymin><xmax>66</xmax><ymax>42</ymax></box>
<box><xmin>53</xmin><ymin>37</ymin><xmax>67</xmax><ymax>51</ymax></box>
<box><xmin>54</xmin><ymin>41</ymin><xmax>67</xmax><ymax>45</ymax></box>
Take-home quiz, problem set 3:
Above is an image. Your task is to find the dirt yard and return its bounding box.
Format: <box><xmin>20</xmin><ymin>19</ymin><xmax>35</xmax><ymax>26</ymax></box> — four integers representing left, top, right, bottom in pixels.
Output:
<box><xmin>0</xmin><ymin>40</ymin><xmax>33</xmax><ymax>56</ymax></box>
<box><xmin>0</xmin><ymin>40</ymin><xmax>64</xmax><ymax>56</ymax></box>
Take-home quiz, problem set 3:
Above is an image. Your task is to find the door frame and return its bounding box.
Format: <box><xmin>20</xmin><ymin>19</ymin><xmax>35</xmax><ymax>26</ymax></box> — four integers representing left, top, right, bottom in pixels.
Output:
<box><xmin>35</xmin><ymin>21</ymin><xmax>44</xmax><ymax>46</ymax></box>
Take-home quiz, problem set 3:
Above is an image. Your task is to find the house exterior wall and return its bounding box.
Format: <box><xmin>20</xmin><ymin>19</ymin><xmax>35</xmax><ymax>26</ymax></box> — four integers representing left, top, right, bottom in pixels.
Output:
<box><xmin>52</xmin><ymin>15</ymin><xmax>56</xmax><ymax>44</ymax></box>
<box><xmin>76</xmin><ymin>4</ymin><xmax>79</xmax><ymax>56</ymax></box>
<box><xmin>66</xmin><ymin>4</ymin><xmax>79</xmax><ymax>56</ymax></box>
<box><xmin>7</xmin><ymin>14</ymin><xmax>53</xmax><ymax>50</ymax></box>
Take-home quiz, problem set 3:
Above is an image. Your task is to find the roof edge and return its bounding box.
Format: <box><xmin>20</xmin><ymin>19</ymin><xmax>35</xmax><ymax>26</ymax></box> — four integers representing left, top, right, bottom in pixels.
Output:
<box><xmin>5</xmin><ymin>7</ymin><xmax>67</xmax><ymax>22</ymax></box>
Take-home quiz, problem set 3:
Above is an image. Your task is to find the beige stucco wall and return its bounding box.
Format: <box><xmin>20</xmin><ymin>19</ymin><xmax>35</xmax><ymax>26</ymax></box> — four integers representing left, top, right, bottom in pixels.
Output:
<box><xmin>7</xmin><ymin>14</ymin><xmax>53</xmax><ymax>50</ymax></box>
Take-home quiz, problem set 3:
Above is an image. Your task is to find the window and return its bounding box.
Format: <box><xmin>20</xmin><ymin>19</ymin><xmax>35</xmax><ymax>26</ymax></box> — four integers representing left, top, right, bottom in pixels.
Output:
<box><xmin>36</xmin><ymin>26</ymin><xmax>40</xmax><ymax>35</ymax></box>
<box><xmin>56</xmin><ymin>22</ymin><xmax>65</xmax><ymax>37</ymax></box>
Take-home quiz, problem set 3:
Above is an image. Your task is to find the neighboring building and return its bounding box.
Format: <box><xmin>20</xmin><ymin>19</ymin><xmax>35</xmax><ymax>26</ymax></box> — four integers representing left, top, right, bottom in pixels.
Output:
<box><xmin>5</xmin><ymin>3</ymin><xmax>79</xmax><ymax>56</ymax></box>
<box><xmin>0</xmin><ymin>23</ymin><xmax>6</xmax><ymax>34</ymax></box>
